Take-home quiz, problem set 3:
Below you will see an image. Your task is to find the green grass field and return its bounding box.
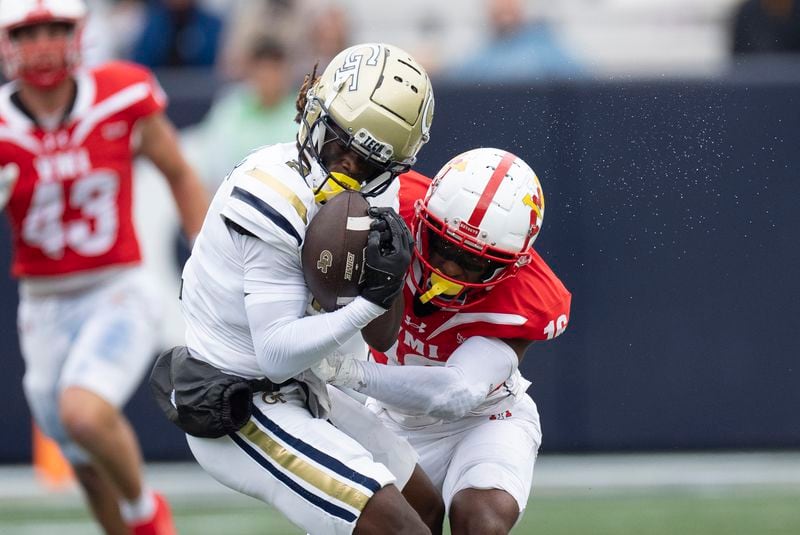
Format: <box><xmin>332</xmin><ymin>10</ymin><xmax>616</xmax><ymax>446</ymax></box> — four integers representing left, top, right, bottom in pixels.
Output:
<box><xmin>2</xmin><ymin>488</ymin><xmax>799</xmax><ymax>534</ymax></box>
<box><xmin>1</xmin><ymin>454</ymin><xmax>799</xmax><ymax>534</ymax></box>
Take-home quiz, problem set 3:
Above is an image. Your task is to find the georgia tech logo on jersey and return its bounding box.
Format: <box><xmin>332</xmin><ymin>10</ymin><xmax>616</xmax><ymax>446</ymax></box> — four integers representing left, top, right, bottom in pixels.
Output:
<box><xmin>317</xmin><ymin>250</ymin><xmax>333</xmax><ymax>273</ymax></box>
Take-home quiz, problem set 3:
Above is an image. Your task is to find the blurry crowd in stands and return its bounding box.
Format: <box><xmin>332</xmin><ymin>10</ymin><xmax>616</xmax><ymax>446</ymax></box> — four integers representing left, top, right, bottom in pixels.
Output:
<box><xmin>73</xmin><ymin>0</ymin><xmax>799</xmax><ymax>190</ymax></box>
<box><xmin>79</xmin><ymin>0</ymin><xmax>586</xmax><ymax>188</ymax></box>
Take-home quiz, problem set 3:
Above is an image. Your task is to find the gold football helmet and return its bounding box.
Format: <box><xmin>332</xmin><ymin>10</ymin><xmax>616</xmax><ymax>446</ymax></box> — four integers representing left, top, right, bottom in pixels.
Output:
<box><xmin>298</xmin><ymin>43</ymin><xmax>434</xmax><ymax>200</ymax></box>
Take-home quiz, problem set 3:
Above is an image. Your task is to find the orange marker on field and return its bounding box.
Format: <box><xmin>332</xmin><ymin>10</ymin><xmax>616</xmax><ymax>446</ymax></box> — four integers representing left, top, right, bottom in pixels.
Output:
<box><xmin>33</xmin><ymin>424</ymin><xmax>74</xmax><ymax>490</ymax></box>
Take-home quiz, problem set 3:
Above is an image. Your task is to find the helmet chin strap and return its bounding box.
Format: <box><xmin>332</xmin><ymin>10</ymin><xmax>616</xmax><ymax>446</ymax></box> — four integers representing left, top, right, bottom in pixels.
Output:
<box><xmin>360</xmin><ymin>170</ymin><xmax>394</xmax><ymax>197</ymax></box>
<box><xmin>419</xmin><ymin>273</ymin><xmax>464</xmax><ymax>304</ymax></box>
<box><xmin>314</xmin><ymin>172</ymin><xmax>361</xmax><ymax>204</ymax></box>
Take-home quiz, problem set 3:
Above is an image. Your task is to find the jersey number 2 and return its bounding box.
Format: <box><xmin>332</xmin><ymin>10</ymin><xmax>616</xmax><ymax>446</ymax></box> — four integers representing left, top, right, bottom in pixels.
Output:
<box><xmin>21</xmin><ymin>172</ymin><xmax>119</xmax><ymax>259</ymax></box>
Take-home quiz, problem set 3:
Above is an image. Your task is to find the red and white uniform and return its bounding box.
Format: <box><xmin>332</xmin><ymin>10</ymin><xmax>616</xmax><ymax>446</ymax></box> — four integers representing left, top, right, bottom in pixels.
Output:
<box><xmin>368</xmin><ymin>170</ymin><xmax>571</xmax><ymax>515</ymax></box>
<box><xmin>0</xmin><ymin>60</ymin><xmax>166</xmax><ymax>278</ymax></box>
<box><xmin>1</xmin><ymin>62</ymin><xmax>165</xmax><ymax>464</ymax></box>
<box><xmin>373</xmin><ymin>171</ymin><xmax>571</xmax><ymax>415</ymax></box>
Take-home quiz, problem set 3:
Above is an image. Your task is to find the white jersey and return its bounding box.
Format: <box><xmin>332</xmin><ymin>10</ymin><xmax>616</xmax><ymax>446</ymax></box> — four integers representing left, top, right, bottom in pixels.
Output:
<box><xmin>181</xmin><ymin>142</ymin><xmax>320</xmax><ymax>378</ymax></box>
<box><xmin>179</xmin><ymin>143</ymin><xmax>418</xmax><ymax>534</ymax></box>
<box><xmin>180</xmin><ymin>142</ymin><xmax>400</xmax><ymax>379</ymax></box>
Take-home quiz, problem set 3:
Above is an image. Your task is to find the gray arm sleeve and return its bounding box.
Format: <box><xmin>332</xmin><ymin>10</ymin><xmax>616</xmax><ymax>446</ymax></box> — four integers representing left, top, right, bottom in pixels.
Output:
<box><xmin>343</xmin><ymin>336</ymin><xmax>519</xmax><ymax>420</ymax></box>
<box><xmin>246</xmin><ymin>296</ymin><xmax>384</xmax><ymax>383</ymax></box>
<box><xmin>239</xmin><ymin>232</ymin><xmax>385</xmax><ymax>383</ymax></box>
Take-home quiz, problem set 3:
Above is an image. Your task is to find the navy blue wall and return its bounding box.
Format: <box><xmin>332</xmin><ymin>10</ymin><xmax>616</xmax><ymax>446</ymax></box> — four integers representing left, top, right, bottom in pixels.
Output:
<box><xmin>1</xmin><ymin>75</ymin><xmax>798</xmax><ymax>462</ymax></box>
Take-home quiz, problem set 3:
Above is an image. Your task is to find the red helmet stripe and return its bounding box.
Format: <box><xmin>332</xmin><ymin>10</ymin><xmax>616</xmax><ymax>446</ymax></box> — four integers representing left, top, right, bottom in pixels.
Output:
<box><xmin>467</xmin><ymin>151</ymin><xmax>516</xmax><ymax>227</ymax></box>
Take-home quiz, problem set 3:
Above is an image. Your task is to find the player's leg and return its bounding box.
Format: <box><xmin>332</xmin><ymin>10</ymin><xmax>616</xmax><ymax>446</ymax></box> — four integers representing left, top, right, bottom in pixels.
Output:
<box><xmin>354</xmin><ymin>483</ymin><xmax>429</xmax><ymax>534</ymax></box>
<box><xmin>444</xmin><ymin>396</ymin><xmax>542</xmax><ymax>535</ymax></box>
<box><xmin>188</xmin><ymin>388</ymin><xmax>430</xmax><ymax>535</ymax></box>
<box><xmin>328</xmin><ymin>386</ymin><xmax>445</xmax><ymax>534</ymax></box>
<box><xmin>19</xmin><ymin>292</ymin><xmax>130</xmax><ymax>534</ymax></box>
<box><xmin>73</xmin><ymin>463</ymin><xmax>128</xmax><ymax>535</ymax></box>
<box><xmin>400</xmin><ymin>466</ymin><xmax>445</xmax><ymax>535</ymax></box>
<box><xmin>449</xmin><ymin>488</ymin><xmax>519</xmax><ymax>535</ymax></box>
<box><xmin>59</xmin><ymin>387</ymin><xmax>145</xmax><ymax>500</ymax></box>
<box><xmin>57</xmin><ymin>270</ymin><xmax>173</xmax><ymax>533</ymax></box>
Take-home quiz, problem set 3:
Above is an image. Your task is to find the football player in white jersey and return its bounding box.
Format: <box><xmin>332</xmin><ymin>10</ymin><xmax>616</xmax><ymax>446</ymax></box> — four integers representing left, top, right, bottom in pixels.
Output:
<box><xmin>312</xmin><ymin>148</ymin><xmax>572</xmax><ymax>534</ymax></box>
<box><xmin>0</xmin><ymin>1</ymin><xmax>209</xmax><ymax>534</ymax></box>
<box><xmin>178</xmin><ymin>43</ymin><xmax>441</xmax><ymax>534</ymax></box>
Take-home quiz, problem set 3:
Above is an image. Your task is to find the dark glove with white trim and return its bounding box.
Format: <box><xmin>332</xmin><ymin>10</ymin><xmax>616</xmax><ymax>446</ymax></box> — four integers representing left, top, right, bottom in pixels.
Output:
<box><xmin>359</xmin><ymin>207</ymin><xmax>413</xmax><ymax>309</ymax></box>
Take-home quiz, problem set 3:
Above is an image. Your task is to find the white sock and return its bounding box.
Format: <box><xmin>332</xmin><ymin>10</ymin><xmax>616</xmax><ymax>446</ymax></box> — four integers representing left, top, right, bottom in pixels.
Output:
<box><xmin>119</xmin><ymin>488</ymin><xmax>157</xmax><ymax>524</ymax></box>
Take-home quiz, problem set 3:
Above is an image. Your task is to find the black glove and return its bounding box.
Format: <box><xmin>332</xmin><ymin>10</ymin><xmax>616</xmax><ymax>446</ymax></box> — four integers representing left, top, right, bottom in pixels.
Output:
<box><xmin>359</xmin><ymin>207</ymin><xmax>414</xmax><ymax>308</ymax></box>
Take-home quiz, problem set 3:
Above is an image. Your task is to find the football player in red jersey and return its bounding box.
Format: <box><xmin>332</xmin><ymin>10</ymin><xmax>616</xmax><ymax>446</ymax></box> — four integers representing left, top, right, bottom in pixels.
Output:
<box><xmin>313</xmin><ymin>147</ymin><xmax>571</xmax><ymax>534</ymax></box>
<box><xmin>0</xmin><ymin>1</ymin><xmax>208</xmax><ymax>534</ymax></box>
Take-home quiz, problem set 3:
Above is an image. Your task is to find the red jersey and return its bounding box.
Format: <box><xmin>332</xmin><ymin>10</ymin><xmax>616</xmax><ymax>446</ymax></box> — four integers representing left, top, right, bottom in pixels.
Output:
<box><xmin>0</xmin><ymin>61</ymin><xmax>166</xmax><ymax>277</ymax></box>
<box><xmin>372</xmin><ymin>170</ymin><xmax>572</xmax><ymax>368</ymax></box>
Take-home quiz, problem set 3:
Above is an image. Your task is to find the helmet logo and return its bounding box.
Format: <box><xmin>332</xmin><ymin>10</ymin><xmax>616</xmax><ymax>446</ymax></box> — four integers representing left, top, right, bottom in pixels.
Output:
<box><xmin>354</xmin><ymin>129</ymin><xmax>393</xmax><ymax>162</ymax></box>
<box><xmin>523</xmin><ymin>192</ymin><xmax>543</xmax><ymax>220</ymax></box>
<box><xmin>456</xmin><ymin>220</ymin><xmax>480</xmax><ymax>239</ymax></box>
<box><xmin>449</xmin><ymin>158</ymin><xmax>468</xmax><ymax>173</ymax></box>
<box><xmin>333</xmin><ymin>44</ymin><xmax>382</xmax><ymax>91</ymax></box>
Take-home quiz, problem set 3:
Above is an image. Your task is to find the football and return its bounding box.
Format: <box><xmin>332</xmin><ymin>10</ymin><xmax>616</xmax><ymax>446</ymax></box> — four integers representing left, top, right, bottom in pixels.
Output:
<box><xmin>302</xmin><ymin>191</ymin><xmax>371</xmax><ymax>311</ymax></box>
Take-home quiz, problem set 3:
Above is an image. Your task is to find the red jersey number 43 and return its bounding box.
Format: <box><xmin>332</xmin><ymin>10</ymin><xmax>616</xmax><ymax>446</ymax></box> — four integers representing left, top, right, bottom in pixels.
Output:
<box><xmin>22</xmin><ymin>171</ymin><xmax>120</xmax><ymax>259</ymax></box>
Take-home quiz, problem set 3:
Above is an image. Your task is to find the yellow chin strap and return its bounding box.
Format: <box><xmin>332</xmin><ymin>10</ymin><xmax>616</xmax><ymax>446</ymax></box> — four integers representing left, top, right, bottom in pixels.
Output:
<box><xmin>314</xmin><ymin>172</ymin><xmax>362</xmax><ymax>204</ymax></box>
<box><xmin>419</xmin><ymin>273</ymin><xmax>464</xmax><ymax>304</ymax></box>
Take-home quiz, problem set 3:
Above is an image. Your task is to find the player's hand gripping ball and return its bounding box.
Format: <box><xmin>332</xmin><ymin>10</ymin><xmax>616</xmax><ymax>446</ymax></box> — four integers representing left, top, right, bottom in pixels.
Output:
<box><xmin>359</xmin><ymin>206</ymin><xmax>414</xmax><ymax>309</ymax></box>
<box><xmin>301</xmin><ymin>191</ymin><xmax>372</xmax><ymax>311</ymax></box>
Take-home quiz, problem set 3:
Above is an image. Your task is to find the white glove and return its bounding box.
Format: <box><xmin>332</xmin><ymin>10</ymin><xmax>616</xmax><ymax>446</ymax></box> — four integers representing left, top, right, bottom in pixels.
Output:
<box><xmin>0</xmin><ymin>163</ymin><xmax>20</xmax><ymax>211</ymax></box>
<box><xmin>310</xmin><ymin>353</ymin><xmax>364</xmax><ymax>389</ymax></box>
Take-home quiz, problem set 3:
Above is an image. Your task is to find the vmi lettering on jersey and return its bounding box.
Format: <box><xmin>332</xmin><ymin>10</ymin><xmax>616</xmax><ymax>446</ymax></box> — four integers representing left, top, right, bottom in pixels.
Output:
<box><xmin>401</xmin><ymin>327</ymin><xmax>439</xmax><ymax>360</ymax></box>
<box><xmin>35</xmin><ymin>148</ymin><xmax>91</xmax><ymax>183</ymax></box>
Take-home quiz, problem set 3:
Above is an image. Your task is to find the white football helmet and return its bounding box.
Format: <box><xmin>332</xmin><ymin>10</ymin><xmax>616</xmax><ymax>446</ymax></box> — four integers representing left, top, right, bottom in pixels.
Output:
<box><xmin>412</xmin><ymin>147</ymin><xmax>545</xmax><ymax>309</ymax></box>
<box><xmin>0</xmin><ymin>0</ymin><xmax>87</xmax><ymax>88</ymax></box>
<box><xmin>298</xmin><ymin>42</ymin><xmax>434</xmax><ymax>203</ymax></box>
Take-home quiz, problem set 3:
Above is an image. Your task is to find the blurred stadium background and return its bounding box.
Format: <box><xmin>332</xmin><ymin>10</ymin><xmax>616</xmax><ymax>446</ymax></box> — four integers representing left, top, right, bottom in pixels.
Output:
<box><xmin>1</xmin><ymin>0</ymin><xmax>799</xmax><ymax>533</ymax></box>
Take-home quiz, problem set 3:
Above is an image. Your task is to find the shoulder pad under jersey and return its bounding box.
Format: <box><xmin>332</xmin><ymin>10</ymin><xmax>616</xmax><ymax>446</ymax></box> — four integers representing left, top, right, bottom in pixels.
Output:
<box><xmin>220</xmin><ymin>144</ymin><xmax>317</xmax><ymax>247</ymax></box>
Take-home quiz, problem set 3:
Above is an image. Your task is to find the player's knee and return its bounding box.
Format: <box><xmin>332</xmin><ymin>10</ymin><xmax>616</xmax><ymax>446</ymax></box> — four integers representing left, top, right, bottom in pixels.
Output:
<box><xmin>450</xmin><ymin>489</ymin><xmax>518</xmax><ymax>535</ymax></box>
<box><xmin>415</xmin><ymin>493</ymin><xmax>444</xmax><ymax>533</ymax></box>
<box><xmin>59</xmin><ymin>388</ymin><xmax>117</xmax><ymax>445</ymax></box>
<box><xmin>356</xmin><ymin>485</ymin><xmax>431</xmax><ymax>535</ymax></box>
<box><xmin>73</xmin><ymin>463</ymin><xmax>105</xmax><ymax>495</ymax></box>
<box><xmin>403</xmin><ymin>468</ymin><xmax>445</xmax><ymax>532</ymax></box>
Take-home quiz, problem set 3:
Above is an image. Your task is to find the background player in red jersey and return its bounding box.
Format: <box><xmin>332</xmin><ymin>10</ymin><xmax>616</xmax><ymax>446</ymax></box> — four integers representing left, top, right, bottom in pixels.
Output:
<box><xmin>313</xmin><ymin>147</ymin><xmax>571</xmax><ymax>534</ymax></box>
<box><xmin>0</xmin><ymin>1</ymin><xmax>208</xmax><ymax>534</ymax></box>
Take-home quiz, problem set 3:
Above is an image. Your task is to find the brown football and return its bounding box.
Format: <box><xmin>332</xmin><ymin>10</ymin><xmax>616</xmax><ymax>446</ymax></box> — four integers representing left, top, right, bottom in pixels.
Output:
<box><xmin>302</xmin><ymin>191</ymin><xmax>371</xmax><ymax>311</ymax></box>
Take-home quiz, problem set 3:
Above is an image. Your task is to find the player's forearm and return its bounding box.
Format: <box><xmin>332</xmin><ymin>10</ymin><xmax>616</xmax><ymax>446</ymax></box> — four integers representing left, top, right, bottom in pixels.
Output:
<box><xmin>168</xmin><ymin>167</ymin><xmax>209</xmax><ymax>240</ymax></box>
<box><xmin>333</xmin><ymin>336</ymin><xmax>519</xmax><ymax>419</ymax></box>
<box><xmin>138</xmin><ymin>112</ymin><xmax>208</xmax><ymax>239</ymax></box>
<box><xmin>249</xmin><ymin>296</ymin><xmax>385</xmax><ymax>383</ymax></box>
<box><xmin>338</xmin><ymin>361</ymin><xmax>488</xmax><ymax>419</ymax></box>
